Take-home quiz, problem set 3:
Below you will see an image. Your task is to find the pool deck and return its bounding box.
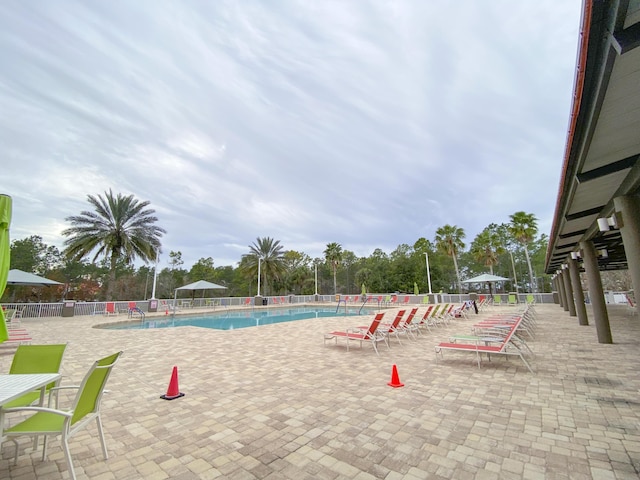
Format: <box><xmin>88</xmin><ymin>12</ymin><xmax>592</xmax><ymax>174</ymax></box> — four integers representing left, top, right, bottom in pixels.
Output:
<box><xmin>1</xmin><ymin>303</ymin><xmax>640</xmax><ymax>479</ymax></box>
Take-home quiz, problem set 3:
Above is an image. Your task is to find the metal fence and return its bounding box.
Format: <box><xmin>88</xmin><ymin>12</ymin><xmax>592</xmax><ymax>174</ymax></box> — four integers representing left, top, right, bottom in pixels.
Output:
<box><xmin>2</xmin><ymin>292</ymin><xmax>559</xmax><ymax>319</ymax></box>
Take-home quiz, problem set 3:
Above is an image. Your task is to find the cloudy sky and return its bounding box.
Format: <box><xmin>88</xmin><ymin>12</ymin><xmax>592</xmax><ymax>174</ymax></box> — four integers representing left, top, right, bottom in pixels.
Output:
<box><xmin>1</xmin><ymin>1</ymin><xmax>582</xmax><ymax>268</ymax></box>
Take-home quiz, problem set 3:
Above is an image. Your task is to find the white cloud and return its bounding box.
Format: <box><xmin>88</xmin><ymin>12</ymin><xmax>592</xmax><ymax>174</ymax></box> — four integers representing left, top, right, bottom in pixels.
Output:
<box><xmin>0</xmin><ymin>0</ymin><xmax>582</xmax><ymax>267</ymax></box>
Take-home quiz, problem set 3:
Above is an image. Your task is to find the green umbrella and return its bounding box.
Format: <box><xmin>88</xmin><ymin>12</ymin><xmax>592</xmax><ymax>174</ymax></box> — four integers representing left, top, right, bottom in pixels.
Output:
<box><xmin>0</xmin><ymin>194</ymin><xmax>12</xmax><ymax>343</ymax></box>
<box><xmin>414</xmin><ymin>282</ymin><xmax>419</xmax><ymax>295</ymax></box>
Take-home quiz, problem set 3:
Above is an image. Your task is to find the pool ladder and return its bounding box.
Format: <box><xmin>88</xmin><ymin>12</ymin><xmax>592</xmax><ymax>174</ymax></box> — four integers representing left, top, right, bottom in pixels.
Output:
<box><xmin>129</xmin><ymin>307</ymin><xmax>146</xmax><ymax>321</ymax></box>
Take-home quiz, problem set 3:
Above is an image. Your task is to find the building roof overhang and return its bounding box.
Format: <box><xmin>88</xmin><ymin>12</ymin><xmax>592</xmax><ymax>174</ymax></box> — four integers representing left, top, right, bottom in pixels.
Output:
<box><xmin>546</xmin><ymin>0</ymin><xmax>640</xmax><ymax>274</ymax></box>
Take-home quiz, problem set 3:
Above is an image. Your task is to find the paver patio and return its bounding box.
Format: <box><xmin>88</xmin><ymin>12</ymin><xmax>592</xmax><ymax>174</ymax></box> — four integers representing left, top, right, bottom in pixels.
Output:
<box><xmin>1</xmin><ymin>303</ymin><xmax>639</xmax><ymax>479</ymax></box>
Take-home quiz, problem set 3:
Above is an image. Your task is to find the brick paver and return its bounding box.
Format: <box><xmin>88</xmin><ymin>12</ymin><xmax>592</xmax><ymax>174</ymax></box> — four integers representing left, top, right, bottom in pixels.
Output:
<box><xmin>1</xmin><ymin>303</ymin><xmax>640</xmax><ymax>479</ymax></box>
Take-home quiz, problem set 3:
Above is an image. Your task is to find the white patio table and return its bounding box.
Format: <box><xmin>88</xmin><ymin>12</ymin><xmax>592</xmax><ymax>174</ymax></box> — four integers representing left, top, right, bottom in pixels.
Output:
<box><xmin>0</xmin><ymin>373</ymin><xmax>61</xmax><ymax>439</ymax></box>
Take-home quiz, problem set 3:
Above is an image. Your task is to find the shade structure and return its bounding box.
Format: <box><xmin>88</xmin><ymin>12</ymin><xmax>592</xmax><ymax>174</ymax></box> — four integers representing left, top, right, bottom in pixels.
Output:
<box><xmin>462</xmin><ymin>273</ymin><xmax>510</xmax><ymax>298</ymax></box>
<box><xmin>0</xmin><ymin>195</ymin><xmax>12</xmax><ymax>343</ymax></box>
<box><xmin>7</xmin><ymin>269</ymin><xmax>62</xmax><ymax>286</ymax></box>
<box><xmin>176</xmin><ymin>280</ymin><xmax>227</xmax><ymax>291</ymax></box>
<box><xmin>461</xmin><ymin>274</ymin><xmax>510</xmax><ymax>284</ymax></box>
<box><xmin>173</xmin><ymin>280</ymin><xmax>227</xmax><ymax>305</ymax></box>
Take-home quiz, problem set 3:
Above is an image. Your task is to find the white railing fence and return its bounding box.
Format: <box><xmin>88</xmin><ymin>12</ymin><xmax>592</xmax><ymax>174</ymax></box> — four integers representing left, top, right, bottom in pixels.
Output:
<box><xmin>2</xmin><ymin>292</ymin><xmax>559</xmax><ymax>319</ymax></box>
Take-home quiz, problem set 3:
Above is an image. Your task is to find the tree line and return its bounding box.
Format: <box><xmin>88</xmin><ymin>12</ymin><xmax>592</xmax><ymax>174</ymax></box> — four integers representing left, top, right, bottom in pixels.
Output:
<box><xmin>3</xmin><ymin>191</ymin><xmax>550</xmax><ymax>303</ymax></box>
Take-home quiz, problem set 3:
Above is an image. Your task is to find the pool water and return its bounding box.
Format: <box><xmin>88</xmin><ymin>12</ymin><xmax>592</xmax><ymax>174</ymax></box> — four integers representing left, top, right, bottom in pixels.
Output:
<box><xmin>103</xmin><ymin>306</ymin><xmax>380</xmax><ymax>330</ymax></box>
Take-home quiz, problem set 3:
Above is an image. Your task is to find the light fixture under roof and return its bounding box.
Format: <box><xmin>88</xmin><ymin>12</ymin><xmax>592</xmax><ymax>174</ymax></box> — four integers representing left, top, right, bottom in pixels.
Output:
<box><xmin>597</xmin><ymin>212</ymin><xmax>623</xmax><ymax>232</ymax></box>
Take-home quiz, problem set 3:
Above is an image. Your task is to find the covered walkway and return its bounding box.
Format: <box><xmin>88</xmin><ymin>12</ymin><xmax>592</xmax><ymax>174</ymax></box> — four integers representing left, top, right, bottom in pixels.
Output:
<box><xmin>546</xmin><ymin>0</ymin><xmax>640</xmax><ymax>339</ymax></box>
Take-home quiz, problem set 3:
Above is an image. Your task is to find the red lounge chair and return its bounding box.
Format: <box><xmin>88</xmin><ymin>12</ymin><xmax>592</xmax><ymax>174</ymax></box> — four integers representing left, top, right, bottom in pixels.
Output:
<box><xmin>452</xmin><ymin>302</ymin><xmax>471</xmax><ymax>319</ymax></box>
<box><xmin>1</xmin><ymin>336</ymin><xmax>32</xmax><ymax>346</ymax></box>
<box><xmin>437</xmin><ymin>304</ymin><xmax>456</xmax><ymax>325</ymax></box>
<box><xmin>402</xmin><ymin>296</ymin><xmax>410</xmax><ymax>305</ymax></box>
<box><xmin>435</xmin><ymin>319</ymin><xmax>534</xmax><ymax>373</ymax></box>
<box><xmin>397</xmin><ymin>307</ymin><xmax>419</xmax><ymax>339</ymax></box>
<box><xmin>626</xmin><ymin>293</ymin><xmax>636</xmax><ymax>315</ymax></box>
<box><xmin>414</xmin><ymin>305</ymin><xmax>435</xmax><ymax>332</ymax></box>
<box><xmin>372</xmin><ymin>310</ymin><xmax>406</xmax><ymax>345</ymax></box>
<box><xmin>324</xmin><ymin>313</ymin><xmax>389</xmax><ymax>355</ymax></box>
<box><xmin>0</xmin><ymin>326</ymin><xmax>32</xmax><ymax>345</ymax></box>
<box><xmin>104</xmin><ymin>302</ymin><xmax>118</xmax><ymax>316</ymax></box>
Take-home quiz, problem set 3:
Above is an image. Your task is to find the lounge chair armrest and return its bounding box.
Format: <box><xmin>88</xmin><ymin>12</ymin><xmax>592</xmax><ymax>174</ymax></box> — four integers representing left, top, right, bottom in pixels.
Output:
<box><xmin>473</xmin><ymin>327</ymin><xmax>508</xmax><ymax>336</ymax></box>
<box><xmin>3</xmin><ymin>406</ymin><xmax>73</xmax><ymax>417</ymax></box>
<box><xmin>50</xmin><ymin>385</ymin><xmax>81</xmax><ymax>392</ymax></box>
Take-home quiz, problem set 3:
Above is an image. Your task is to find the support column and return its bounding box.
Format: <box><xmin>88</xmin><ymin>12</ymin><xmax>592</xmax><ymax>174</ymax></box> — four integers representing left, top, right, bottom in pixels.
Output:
<box><xmin>552</xmin><ymin>276</ymin><xmax>561</xmax><ymax>305</ymax></box>
<box><xmin>613</xmin><ymin>195</ymin><xmax>640</xmax><ymax>314</ymax></box>
<box><xmin>581</xmin><ymin>240</ymin><xmax>612</xmax><ymax>344</ymax></box>
<box><xmin>562</xmin><ymin>265</ymin><xmax>576</xmax><ymax>316</ymax></box>
<box><xmin>558</xmin><ymin>270</ymin><xmax>568</xmax><ymax>311</ymax></box>
<box><xmin>568</xmin><ymin>257</ymin><xmax>588</xmax><ymax>325</ymax></box>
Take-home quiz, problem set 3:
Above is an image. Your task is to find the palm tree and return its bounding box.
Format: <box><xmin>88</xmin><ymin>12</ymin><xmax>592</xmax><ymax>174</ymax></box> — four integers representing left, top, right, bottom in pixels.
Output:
<box><xmin>324</xmin><ymin>242</ymin><xmax>343</xmax><ymax>295</ymax></box>
<box><xmin>243</xmin><ymin>237</ymin><xmax>285</xmax><ymax>296</ymax></box>
<box><xmin>469</xmin><ymin>226</ymin><xmax>504</xmax><ymax>274</ymax></box>
<box><xmin>494</xmin><ymin>223</ymin><xmax>520</xmax><ymax>292</ymax></box>
<box><xmin>508</xmin><ymin>211</ymin><xmax>538</xmax><ymax>292</ymax></box>
<box><xmin>62</xmin><ymin>190</ymin><xmax>166</xmax><ymax>300</ymax></box>
<box><xmin>435</xmin><ymin>224</ymin><xmax>465</xmax><ymax>293</ymax></box>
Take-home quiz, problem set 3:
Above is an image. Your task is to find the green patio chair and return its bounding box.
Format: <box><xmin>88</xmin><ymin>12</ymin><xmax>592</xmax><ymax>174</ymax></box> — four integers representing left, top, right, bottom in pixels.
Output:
<box><xmin>508</xmin><ymin>294</ymin><xmax>518</xmax><ymax>306</ymax></box>
<box><xmin>5</xmin><ymin>344</ymin><xmax>67</xmax><ymax>409</ymax></box>
<box><xmin>493</xmin><ymin>295</ymin><xmax>502</xmax><ymax>306</ymax></box>
<box><xmin>3</xmin><ymin>351</ymin><xmax>123</xmax><ymax>480</ymax></box>
<box><xmin>422</xmin><ymin>296</ymin><xmax>430</xmax><ymax>305</ymax></box>
<box><xmin>526</xmin><ymin>294</ymin><xmax>535</xmax><ymax>305</ymax></box>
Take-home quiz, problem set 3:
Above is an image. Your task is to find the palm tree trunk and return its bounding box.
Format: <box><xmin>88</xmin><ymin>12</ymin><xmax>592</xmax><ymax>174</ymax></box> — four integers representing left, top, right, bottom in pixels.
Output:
<box><xmin>509</xmin><ymin>250</ymin><xmax>519</xmax><ymax>293</ymax></box>
<box><xmin>333</xmin><ymin>267</ymin><xmax>337</xmax><ymax>295</ymax></box>
<box><xmin>523</xmin><ymin>245</ymin><xmax>535</xmax><ymax>293</ymax></box>
<box><xmin>452</xmin><ymin>254</ymin><xmax>462</xmax><ymax>293</ymax></box>
<box><xmin>107</xmin><ymin>253</ymin><xmax>118</xmax><ymax>300</ymax></box>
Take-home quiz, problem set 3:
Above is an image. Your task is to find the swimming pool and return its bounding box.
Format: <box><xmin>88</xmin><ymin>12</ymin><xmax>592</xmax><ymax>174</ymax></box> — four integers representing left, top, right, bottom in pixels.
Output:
<box><xmin>102</xmin><ymin>306</ymin><xmax>380</xmax><ymax>330</ymax></box>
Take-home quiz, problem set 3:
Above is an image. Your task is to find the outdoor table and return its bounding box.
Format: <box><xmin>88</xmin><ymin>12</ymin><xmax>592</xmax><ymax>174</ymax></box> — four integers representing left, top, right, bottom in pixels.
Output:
<box><xmin>0</xmin><ymin>373</ymin><xmax>61</xmax><ymax>439</ymax></box>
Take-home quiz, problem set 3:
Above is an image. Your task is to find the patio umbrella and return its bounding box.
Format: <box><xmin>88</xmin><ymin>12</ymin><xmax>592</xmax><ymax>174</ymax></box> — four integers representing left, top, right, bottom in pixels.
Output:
<box><xmin>461</xmin><ymin>273</ymin><xmax>509</xmax><ymax>298</ymax></box>
<box><xmin>7</xmin><ymin>269</ymin><xmax>62</xmax><ymax>286</ymax></box>
<box><xmin>173</xmin><ymin>280</ymin><xmax>227</xmax><ymax>305</ymax></box>
<box><xmin>0</xmin><ymin>195</ymin><xmax>12</xmax><ymax>343</ymax></box>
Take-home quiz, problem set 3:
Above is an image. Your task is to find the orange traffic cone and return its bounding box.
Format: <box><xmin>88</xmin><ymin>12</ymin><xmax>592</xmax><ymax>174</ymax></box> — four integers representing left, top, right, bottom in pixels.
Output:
<box><xmin>160</xmin><ymin>366</ymin><xmax>185</xmax><ymax>400</ymax></box>
<box><xmin>387</xmin><ymin>364</ymin><xmax>404</xmax><ymax>388</ymax></box>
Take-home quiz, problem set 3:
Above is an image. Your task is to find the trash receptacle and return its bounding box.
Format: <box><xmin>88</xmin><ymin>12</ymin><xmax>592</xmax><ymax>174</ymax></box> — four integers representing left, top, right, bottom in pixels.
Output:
<box><xmin>335</xmin><ymin>294</ymin><xmax>340</xmax><ymax>302</ymax></box>
<box><xmin>263</xmin><ymin>297</ymin><xmax>268</xmax><ymax>306</ymax></box>
<box><xmin>469</xmin><ymin>293</ymin><xmax>478</xmax><ymax>301</ymax></box>
<box><xmin>289</xmin><ymin>295</ymin><xmax>294</xmax><ymax>304</ymax></box>
<box><xmin>552</xmin><ymin>291</ymin><xmax>559</xmax><ymax>304</ymax></box>
<box><xmin>62</xmin><ymin>301</ymin><xmax>75</xmax><ymax>318</ymax></box>
<box><xmin>148</xmin><ymin>299</ymin><xmax>158</xmax><ymax>313</ymax></box>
